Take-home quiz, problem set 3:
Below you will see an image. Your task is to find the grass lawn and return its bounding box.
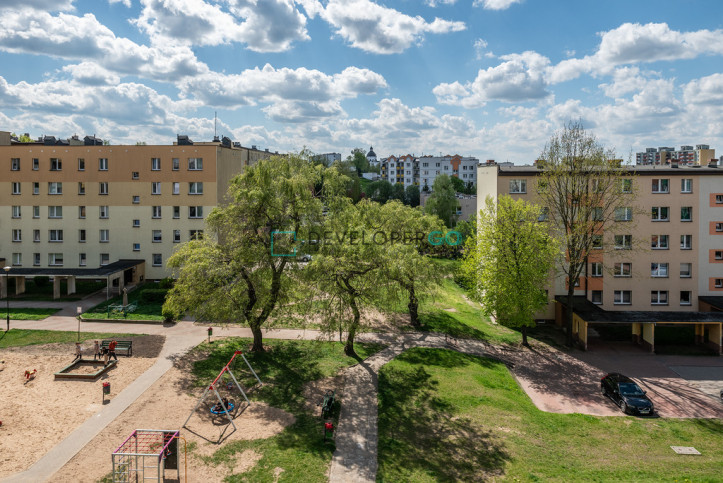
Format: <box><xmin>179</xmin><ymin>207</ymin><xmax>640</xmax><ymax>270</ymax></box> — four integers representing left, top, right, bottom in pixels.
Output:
<box><xmin>0</xmin><ymin>328</ymin><xmax>141</xmax><ymax>348</ymax></box>
<box><xmin>189</xmin><ymin>338</ymin><xmax>386</xmax><ymax>482</ymax></box>
<box><xmin>1</xmin><ymin>280</ymin><xmax>106</xmax><ymax>302</ymax></box>
<box><xmin>82</xmin><ymin>285</ymin><xmax>164</xmax><ymax>321</ymax></box>
<box><xmin>378</xmin><ymin>348</ymin><xmax>723</xmax><ymax>482</ymax></box>
<box><xmin>6</xmin><ymin>307</ymin><xmax>61</xmax><ymax>320</ymax></box>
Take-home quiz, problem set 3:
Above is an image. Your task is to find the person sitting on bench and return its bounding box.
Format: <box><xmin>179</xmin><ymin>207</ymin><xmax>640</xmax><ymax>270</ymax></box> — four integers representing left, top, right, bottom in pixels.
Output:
<box><xmin>212</xmin><ymin>397</ymin><xmax>230</xmax><ymax>412</ymax></box>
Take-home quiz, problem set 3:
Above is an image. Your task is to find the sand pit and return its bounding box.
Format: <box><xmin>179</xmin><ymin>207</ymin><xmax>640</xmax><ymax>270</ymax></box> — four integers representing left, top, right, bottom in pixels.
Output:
<box><xmin>53</xmin><ymin>365</ymin><xmax>295</xmax><ymax>482</ymax></box>
<box><xmin>0</xmin><ymin>348</ymin><xmax>156</xmax><ymax>479</ymax></box>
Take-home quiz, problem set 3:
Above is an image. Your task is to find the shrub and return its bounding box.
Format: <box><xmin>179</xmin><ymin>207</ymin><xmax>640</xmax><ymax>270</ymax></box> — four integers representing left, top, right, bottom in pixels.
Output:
<box><xmin>33</xmin><ymin>276</ymin><xmax>50</xmax><ymax>287</ymax></box>
<box><xmin>158</xmin><ymin>277</ymin><xmax>175</xmax><ymax>289</ymax></box>
<box><xmin>162</xmin><ymin>306</ymin><xmax>177</xmax><ymax>322</ymax></box>
<box><xmin>139</xmin><ymin>288</ymin><xmax>169</xmax><ymax>304</ymax></box>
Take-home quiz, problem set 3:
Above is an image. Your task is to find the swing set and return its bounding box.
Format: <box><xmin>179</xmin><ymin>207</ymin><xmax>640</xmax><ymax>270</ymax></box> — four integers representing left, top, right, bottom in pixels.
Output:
<box><xmin>183</xmin><ymin>351</ymin><xmax>262</xmax><ymax>431</ymax></box>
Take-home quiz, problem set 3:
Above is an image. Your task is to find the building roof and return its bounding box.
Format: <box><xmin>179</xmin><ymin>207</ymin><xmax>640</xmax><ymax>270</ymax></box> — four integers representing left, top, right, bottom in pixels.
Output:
<box><xmin>3</xmin><ymin>259</ymin><xmax>144</xmax><ymax>278</ymax></box>
<box><xmin>697</xmin><ymin>296</ymin><xmax>723</xmax><ymax>311</ymax></box>
<box><xmin>367</xmin><ymin>146</ymin><xmax>376</xmax><ymax>158</ymax></box>
<box><xmin>488</xmin><ymin>164</ymin><xmax>723</xmax><ymax>176</ymax></box>
<box><xmin>554</xmin><ymin>295</ymin><xmax>723</xmax><ymax>323</ymax></box>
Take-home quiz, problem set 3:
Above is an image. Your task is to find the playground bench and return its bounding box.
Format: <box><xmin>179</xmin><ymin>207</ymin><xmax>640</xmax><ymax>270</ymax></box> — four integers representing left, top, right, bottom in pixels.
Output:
<box><xmin>101</xmin><ymin>340</ymin><xmax>133</xmax><ymax>357</ymax></box>
<box><xmin>106</xmin><ymin>303</ymin><xmax>138</xmax><ymax>319</ymax></box>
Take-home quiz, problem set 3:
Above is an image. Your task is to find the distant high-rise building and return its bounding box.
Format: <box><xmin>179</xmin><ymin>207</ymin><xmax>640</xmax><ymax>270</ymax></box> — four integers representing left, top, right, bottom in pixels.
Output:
<box><xmin>380</xmin><ymin>153</ymin><xmax>478</xmax><ymax>189</ymax></box>
<box><xmin>636</xmin><ymin>145</ymin><xmax>716</xmax><ymax>166</ymax></box>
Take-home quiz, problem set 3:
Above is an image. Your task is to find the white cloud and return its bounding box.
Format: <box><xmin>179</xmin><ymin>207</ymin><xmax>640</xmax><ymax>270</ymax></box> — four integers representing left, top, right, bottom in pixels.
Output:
<box><xmin>295</xmin><ymin>0</ymin><xmax>323</xmax><ymax>18</ymax></box>
<box><xmin>473</xmin><ymin>38</ymin><xmax>495</xmax><ymax>60</ymax></box>
<box><xmin>598</xmin><ymin>66</ymin><xmax>650</xmax><ymax>98</ymax></box>
<box><xmin>61</xmin><ymin>62</ymin><xmax>121</xmax><ymax>85</ymax></box>
<box><xmin>683</xmin><ymin>73</ymin><xmax>723</xmax><ymax>106</ymax></box>
<box><xmin>472</xmin><ymin>0</ymin><xmax>522</xmax><ymax>10</ymax></box>
<box><xmin>434</xmin><ymin>51</ymin><xmax>550</xmax><ymax>107</ymax></box>
<box><xmin>133</xmin><ymin>0</ymin><xmax>309</xmax><ymax>52</ymax></box>
<box><xmin>0</xmin><ymin>0</ymin><xmax>75</xmax><ymax>11</ymax></box>
<box><xmin>108</xmin><ymin>0</ymin><xmax>131</xmax><ymax>6</ymax></box>
<box><xmin>426</xmin><ymin>0</ymin><xmax>456</xmax><ymax>6</ymax></box>
<box><xmin>320</xmin><ymin>0</ymin><xmax>465</xmax><ymax>54</ymax></box>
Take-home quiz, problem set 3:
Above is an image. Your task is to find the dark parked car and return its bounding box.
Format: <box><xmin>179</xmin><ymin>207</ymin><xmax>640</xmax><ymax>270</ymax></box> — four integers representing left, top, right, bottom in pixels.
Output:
<box><xmin>601</xmin><ymin>373</ymin><xmax>655</xmax><ymax>416</ymax></box>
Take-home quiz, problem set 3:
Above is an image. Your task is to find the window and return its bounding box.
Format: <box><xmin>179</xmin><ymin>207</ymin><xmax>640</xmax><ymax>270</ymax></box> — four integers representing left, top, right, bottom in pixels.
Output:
<box><xmin>592</xmin><ymin>234</ymin><xmax>603</xmax><ymax>249</ymax></box>
<box><xmin>152</xmin><ymin>253</ymin><xmax>163</xmax><ymax>266</ymax></box>
<box><xmin>189</xmin><ymin>182</ymin><xmax>203</xmax><ymax>195</ymax></box>
<box><xmin>99</xmin><ymin>158</ymin><xmax>108</xmax><ymax>170</ymax></box>
<box><xmin>49</xmin><ymin>253</ymin><xmax>63</xmax><ymax>266</ymax></box>
<box><xmin>79</xmin><ymin>206</ymin><xmax>86</xmax><ymax>219</ymax></box>
<box><xmin>12</xmin><ymin>229</ymin><xmax>21</xmax><ymax>242</ymax></box>
<box><xmin>509</xmin><ymin>179</ymin><xmax>526</xmax><ymax>193</ymax></box>
<box><xmin>33</xmin><ymin>253</ymin><xmax>40</xmax><ymax>266</ymax></box>
<box><xmin>652</xmin><ymin>178</ymin><xmax>669</xmax><ymax>193</ymax></box>
<box><xmin>614</xmin><ymin>235</ymin><xmax>632</xmax><ymax>250</ymax></box>
<box><xmin>173</xmin><ymin>182</ymin><xmax>180</xmax><ymax>195</ymax></box>
<box><xmin>614</xmin><ymin>263</ymin><xmax>632</xmax><ymax>277</ymax></box>
<box><xmin>11</xmin><ymin>158</ymin><xmax>20</xmax><ymax>170</ymax></box>
<box><xmin>651</xmin><ymin>263</ymin><xmax>668</xmax><ymax>278</ymax></box>
<box><xmin>152</xmin><ymin>206</ymin><xmax>162</xmax><ymax>218</ymax></box>
<box><xmin>189</xmin><ymin>206</ymin><xmax>203</xmax><ymax>218</ymax></box>
<box><xmin>78</xmin><ymin>158</ymin><xmax>85</xmax><ymax>171</ymax></box>
<box><xmin>132</xmin><ymin>171</ymin><xmax>139</xmax><ymax>180</ymax></box>
<box><xmin>680</xmin><ymin>291</ymin><xmax>692</xmax><ymax>306</ymax></box>
<box><xmin>172</xmin><ymin>158</ymin><xmax>179</xmax><ymax>170</ymax></box>
<box><xmin>651</xmin><ymin>206</ymin><xmax>669</xmax><ymax>221</ymax></box>
<box><xmin>173</xmin><ymin>229</ymin><xmax>181</xmax><ymax>243</ymax></box>
<box><xmin>620</xmin><ymin>178</ymin><xmax>632</xmax><ymax>193</ymax></box>
<box><xmin>717</xmin><ymin>195</ymin><xmax>723</xmax><ymax>204</ymax></box>
<box><xmin>188</xmin><ymin>157</ymin><xmax>203</xmax><ymax>170</ymax></box>
<box><xmin>681</xmin><ymin>178</ymin><xmax>692</xmax><ymax>193</ymax></box>
<box><xmin>173</xmin><ymin>206</ymin><xmax>180</xmax><ymax>219</ymax></box>
<box><xmin>79</xmin><ymin>229</ymin><xmax>86</xmax><ymax>243</ymax></box>
<box><xmin>78</xmin><ymin>182</ymin><xmax>85</xmax><ymax>195</ymax></box>
<box><xmin>12</xmin><ymin>206</ymin><xmax>21</xmax><ymax>218</ymax></box>
<box><xmin>48</xmin><ymin>182</ymin><xmax>62</xmax><ymax>195</ymax></box>
<box><xmin>651</xmin><ymin>235</ymin><xmax>668</xmax><ymax>249</ymax></box>
<box><xmin>100</xmin><ymin>253</ymin><xmax>110</xmax><ymax>266</ymax></box>
<box><xmin>591</xmin><ymin>290</ymin><xmax>603</xmax><ymax>304</ymax></box>
<box><xmin>49</xmin><ymin>229</ymin><xmax>63</xmax><ymax>242</ymax></box>
<box><xmin>151</xmin><ymin>158</ymin><xmax>161</xmax><ymax>170</ymax></box>
<box><xmin>717</xmin><ymin>223</ymin><xmax>723</xmax><ymax>232</ymax></box>
<box><xmin>33</xmin><ymin>229</ymin><xmax>40</xmax><ymax>242</ymax></box>
<box><xmin>48</xmin><ymin>206</ymin><xmax>62</xmax><ymax>218</ymax></box>
<box><xmin>152</xmin><ymin>230</ymin><xmax>162</xmax><ymax>243</ymax></box>
<box><xmin>681</xmin><ymin>234</ymin><xmax>692</xmax><ymax>249</ymax></box>
<box><xmin>680</xmin><ymin>263</ymin><xmax>692</xmax><ymax>278</ymax></box>
<box><xmin>151</xmin><ymin>182</ymin><xmax>161</xmax><ymax>195</ymax></box>
<box><xmin>190</xmin><ymin>230</ymin><xmax>204</xmax><ymax>240</ymax></box>
<box><xmin>12</xmin><ymin>253</ymin><xmax>22</xmax><ymax>266</ymax></box>
<box><xmin>537</xmin><ymin>207</ymin><xmax>549</xmax><ymax>222</ymax></box>
<box><xmin>33</xmin><ymin>158</ymin><xmax>39</xmax><ymax>170</ymax></box>
<box><xmin>614</xmin><ymin>290</ymin><xmax>631</xmax><ymax>305</ymax></box>
<box><xmin>79</xmin><ymin>253</ymin><xmax>87</xmax><ymax>266</ymax></box>
<box><xmin>99</xmin><ymin>182</ymin><xmax>108</xmax><ymax>195</ymax></box>
<box><xmin>33</xmin><ymin>206</ymin><xmax>39</xmax><ymax>218</ymax></box>
<box><xmin>12</xmin><ymin>182</ymin><xmax>21</xmax><ymax>194</ymax></box>
<box><xmin>591</xmin><ymin>262</ymin><xmax>603</xmax><ymax>277</ymax></box>
<box><xmin>99</xmin><ymin>206</ymin><xmax>109</xmax><ymax>218</ymax></box>
<box><xmin>651</xmin><ymin>291</ymin><xmax>668</xmax><ymax>305</ymax></box>
<box><xmin>681</xmin><ymin>206</ymin><xmax>692</xmax><ymax>222</ymax></box>
<box><xmin>33</xmin><ymin>182</ymin><xmax>39</xmax><ymax>195</ymax></box>
<box><xmin>592</xmin><ymin>207</ymin><xmax>603</xmax><ymax>221</ymax></box>
<box><xmin>50</xmin><ymin>158</ymin><xmax>62</xmax><ymax>171</ymax></box>
<box><xmin>614</xmin><ymin>207</ymin><xmax>632</xmax><ymax>221</ymax></box>
<box><xmin>133</xmin><ymin>219</ymin><xmax>140</xmax><ymax>227</ymax></box>
<box><xmin>100</xmin><ymin>229</ymin><xmax>109</xmax><ymax>243</ymax></box>
<box><xmin>133</xmin><ymin>243</ymin><xmax>141</xmax><ymax>251</ymax></box>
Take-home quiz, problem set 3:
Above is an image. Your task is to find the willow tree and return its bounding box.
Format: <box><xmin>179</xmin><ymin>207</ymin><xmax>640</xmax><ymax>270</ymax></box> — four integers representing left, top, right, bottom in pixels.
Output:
<box><xmin>463</xmin><ymin>196</ymin><xmax>557</xmax><ymax>346</ymax></box>
<box><xmin>537</xmin><ymin>121</ymin><xmax>637</xmax><ymax>347</ymax></box>
<box><xmin>164</xmin><ymin>154</ymin><xmax>347</xmax><ymax>351</ymax></box>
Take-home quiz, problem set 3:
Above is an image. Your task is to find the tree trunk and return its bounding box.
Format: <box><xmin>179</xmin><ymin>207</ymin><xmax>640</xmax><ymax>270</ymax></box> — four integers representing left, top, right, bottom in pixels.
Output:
<box><xmin>408</xmin><ymin>283</ymin><xmax>420</xmax><ymax>328</ymax></box>
<box><xmin>344</xmin><ymin>297</ymin><xmax>360</xmax><ymax>357</ymax></box>
<box><xmin>521</xmin><ymin>325</ymin><xmax>529</xmax><ymax>347</ymax></box>
<box><xmin>250</xmin><ymin>323</ymin><xmax>265</xmax><ymax>352</ymax></box>
<box><xmin>566</xmin><ymin>285</ymin><xmax>575</xmax><ymax>347</ymax></box>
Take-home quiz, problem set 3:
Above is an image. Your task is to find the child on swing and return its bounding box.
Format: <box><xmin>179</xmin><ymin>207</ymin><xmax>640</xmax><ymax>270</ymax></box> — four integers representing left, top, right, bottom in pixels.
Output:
<box><xmin>212</xmin><ymin>397</ymin><xmax>230</xmax><ymax>412</ymax></box>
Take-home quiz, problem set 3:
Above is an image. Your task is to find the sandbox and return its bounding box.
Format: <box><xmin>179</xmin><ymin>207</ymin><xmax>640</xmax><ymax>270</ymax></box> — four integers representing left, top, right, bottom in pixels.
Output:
<box><xmin>54</xmin><ymin>359</ymin><xmax>118</xmax><ymax>380</ymax></box>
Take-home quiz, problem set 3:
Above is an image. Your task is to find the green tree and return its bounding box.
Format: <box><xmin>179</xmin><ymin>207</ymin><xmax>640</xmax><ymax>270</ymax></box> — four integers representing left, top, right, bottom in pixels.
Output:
<box><xmin>405</xmin><ymin>184</ymin><xmax>420</xmax><ymax>207</ymax></box>
<box><xmin>424</xmin><ymin>174</ymin><xmax>460</xmax><ymax>228</ymax></box>
<box><xmin>367</xmin><ymin>180</ymin><xmax>394</xmax><ymax>203</ymax></box>
<box><xmin>391</xmin><ymin>183</ymin><xmax>405</xmax><ymax>202</ymax></box>
<box><xmin>346</xmin><ymin>148</ymin><xmax>370</xmax><ymax>175</ymax></box>
<box><xmin>11</xmin><ymin>133</ymin><xmax>33</xmax><ymax>142</ymax></box>
<box><xmin>164</xmin><ymin>155</ymin><xmax>347</xmax><ymax>351</ymax></box>
<box><xmin>537</xmin><ymin>121</ymin><xmax>637</xmax><ymax>347</ymax></box>
<box><xmin>463</xmin><ymin>196</ymin><xmax>558</xmax><ymax>345</ymax></box>
<box><xmin>450</xmin><ymin>175</ymin><xmax>466</xmax><ymax>193</ymax></box>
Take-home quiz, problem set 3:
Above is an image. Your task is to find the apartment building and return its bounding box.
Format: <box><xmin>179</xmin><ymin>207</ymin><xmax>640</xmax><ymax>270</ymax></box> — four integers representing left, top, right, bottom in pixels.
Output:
<box><xmin>477</xmin><ymin>161</ymin><xmax>723</xmax><ymax>354</ymax></box>
<box><xmin>636</xmin><ymin>144</ymin><xmax>716</xmax><ymax>166</ymax></box>
<box><xmin>1</xmin><ymin>132</ymin><xmax>272</xmax><ymax>295</ymax></box>
<box><xmin>380</xmin><ymin>154</ymin><xmax>478</xmax><ymax>188</ymax></box>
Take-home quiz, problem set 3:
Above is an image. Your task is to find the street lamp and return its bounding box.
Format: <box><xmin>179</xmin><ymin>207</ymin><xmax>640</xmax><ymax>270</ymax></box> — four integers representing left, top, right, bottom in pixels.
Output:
<box><xmin>4</xmin><ymin>266</ymin><xmax>10</xmax><ymax>332</ymax></box>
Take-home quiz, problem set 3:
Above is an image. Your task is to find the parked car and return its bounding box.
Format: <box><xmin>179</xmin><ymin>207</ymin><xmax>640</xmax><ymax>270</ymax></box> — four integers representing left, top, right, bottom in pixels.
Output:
<box><xmin>298</xmin><ymin>254</ymin><xmax>312</xmax><ymax>262</ymax></box>
<box><xmin>601</xmin><ymin>373</ymin><xmax>655</xmax><ymax>416</ymax></box>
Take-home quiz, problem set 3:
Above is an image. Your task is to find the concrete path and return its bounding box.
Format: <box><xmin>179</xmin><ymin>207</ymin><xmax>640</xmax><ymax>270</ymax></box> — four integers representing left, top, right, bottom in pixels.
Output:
<box><xmin>329</xmin><ymin>333</ymin><xmax>488</xmax><ymax>483</ymax></box>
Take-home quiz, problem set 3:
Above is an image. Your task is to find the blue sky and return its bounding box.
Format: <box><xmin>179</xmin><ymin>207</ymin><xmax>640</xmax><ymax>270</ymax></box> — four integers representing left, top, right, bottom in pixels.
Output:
<box><xmin>1</xmin><ymin>0</ymin><xmax>722</xmax><ymax>163</ymax></box>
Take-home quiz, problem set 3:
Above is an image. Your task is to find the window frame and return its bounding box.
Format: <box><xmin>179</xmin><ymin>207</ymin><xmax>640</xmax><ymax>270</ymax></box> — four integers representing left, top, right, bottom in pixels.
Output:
<box><xmin>152</xmin><ymin>230</ymin><xmax>162</xmax><ymax>243</ymax></box>
<box><xmin>614</xmin><ymin>234</ymin><xmax>632</xmax><ymax>250</ymax></box>
<box><xmin>48</xmin><ymin>253</ymin><xmax>64</xmax><ymax>266</ymax></box>
<box><xmin>681</xmin><ymin>206</ymin><xmax>692</xmax><ymax>222</ymax></box>
<box><xmin>99</xmin><ymin>158</ymin><xmax>108</xmax><ymax>171</ymax></box>
<box><xmin>651</xmin><ymin>290</ymin><xmax>669</xmax><ymax>305</ymax></box>
<box><xmin>650</xmin><ymin>262</ymin><xmax>669</xmax><ymax>278</ymax></box>
<box><xmin>651</xmin><ymin>234</ymin><xmax>669</xmax><ymax>250</ymax></box>
<box><xmin>680</xmin><ymin>263</ymin><xmax>692</xmax><ymax>278</ymax></box>
<box><xmin>151</xmin><ymin>158</ymin><xmax>161</xmax><ymax>171</ymax></box>
<box><xmin>48</xmin><ymin>182</ymin><xmax>63</xmax><ymax>195</ymax></box>
<box><xmin>681</xmin><ymin>234</ymin><xmax>692</xmax><ymax>250</ymax></box>
<box><xmin>651</xmin><ymin>206</ymin><xmax>669</xmax><ymax>221</ymax></box>
<box><xmin>509</xmin><ymin>179</ymin><xmax>527</xmax><ymax>194</ymax></box>
<box><xmin>188</xmin><ymin>157</ymin><xmax>203</xmax><ymax>171</ymax></box>
<box><xmin>614</xmin><ymin>290</ymin><xmax>632</xmax><ymax>305</ymax></box>
<box><xmin>590</xmin><ymin>262</ymin><xmax>603</xmax><ymax>277</ymax></box>
<box><xmin>681</xmin><ymin>178</ymin><xmax>692</xmax><ymax>193</ymax></box>
<box><xmin>651</xmin><ymin>178</ymin><xmax>669</xmax><ymax>193</ymax></box>
<box><xmin>151</xmin><ymin>182</ymin><xmax>161</xmax><ymax>195</ymax></box>
<box><xmin>680</xmin><ymin>291</ymin><xmax>692</xmax><ymax>306</ymax></box>
<box><xmin>614</xmin><ymin>262</ymin><xmax>632</xmax><ymax>277</ymax></box>
<box><xmin>50</xmin><ymin>157</ymin><xmax>62</xmax><ymax>171</ymax></box>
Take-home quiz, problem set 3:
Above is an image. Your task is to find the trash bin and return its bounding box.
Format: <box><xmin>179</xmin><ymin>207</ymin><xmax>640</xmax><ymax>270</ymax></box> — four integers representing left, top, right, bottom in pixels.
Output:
<box><xmin>208</xmin><ymin>327</ymin><xmax>213</xmax><ymax>337</ymax></box>
<box><xmin>103</xmin><ymin>382</ymin><xmax>111</xmax><ymax>395</ymax></box>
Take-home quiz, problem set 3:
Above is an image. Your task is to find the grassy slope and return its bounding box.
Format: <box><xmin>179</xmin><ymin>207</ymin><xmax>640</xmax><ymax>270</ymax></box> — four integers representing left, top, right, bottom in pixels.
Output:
<box><xmin>378</xmin><ymin>348</ymin><xmax>723</xmax><ymax>482</ymax></box>
<box><xmin>0</xmin><ymin>329</ymin><xmax>141</xmax><ymax>348</ymax></box>
<box><xmin>190</xmin><ymin>338</ymin><xmax>386</xmax><ymax>483</ymax></box>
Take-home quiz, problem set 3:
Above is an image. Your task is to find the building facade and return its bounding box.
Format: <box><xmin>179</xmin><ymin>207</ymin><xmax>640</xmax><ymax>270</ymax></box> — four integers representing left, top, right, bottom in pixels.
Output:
<box><xmin>636</xmin><ymin>144</ymin><xmax>716</xmax><ymax>166</ymax></box>
<box><xmin>1</xmin><ymin>132</ymin><xmax>272</xmax><ymax>283</ymax></box>
<box><xmin>380</xmin><ymin>154</ymin><xmax>478</xmax><ymax>189</ymax></box>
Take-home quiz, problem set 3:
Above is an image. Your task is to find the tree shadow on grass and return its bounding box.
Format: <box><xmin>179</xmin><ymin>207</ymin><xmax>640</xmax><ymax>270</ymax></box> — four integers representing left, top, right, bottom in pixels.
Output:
<box><xmin>378</xmin><ymin>354</ymin><xmax>509</xmax><ymax>481</ymax></box>
<box><xmin>396</xmin><ymin>346</ymin><xmax>497</xmax><ymax>370</ymax></box>
<box><xmin>417</xmin><ymin>311</ymin><xmax>487</xmax><ymax>341</ymax></box>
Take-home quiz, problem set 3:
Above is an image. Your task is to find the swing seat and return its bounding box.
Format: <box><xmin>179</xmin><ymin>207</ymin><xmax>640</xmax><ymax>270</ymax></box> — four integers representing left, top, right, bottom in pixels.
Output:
<box><xmin>210</xmin><ymin>402</ymin><xmax>235</xmax><ymax>415</ymax></box>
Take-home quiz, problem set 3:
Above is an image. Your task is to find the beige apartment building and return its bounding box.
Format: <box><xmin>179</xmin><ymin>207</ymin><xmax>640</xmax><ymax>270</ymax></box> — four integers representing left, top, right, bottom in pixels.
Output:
<box><xmin>0</xmin><ymin>131</ymin><xmax>272</xmax><ymax>297</ymax></box>
<box><xmin>478</xmin><ymin>160</ymin><xmax>723</xmax><ymax>354</ymax></box>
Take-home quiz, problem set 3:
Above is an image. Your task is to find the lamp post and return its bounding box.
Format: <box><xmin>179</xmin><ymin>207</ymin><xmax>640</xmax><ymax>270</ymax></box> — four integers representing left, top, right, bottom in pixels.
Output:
<box><xmin>4</xmin><ymin>266</ymin><xmax>10</xmax><ymax>332</ymax></box>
